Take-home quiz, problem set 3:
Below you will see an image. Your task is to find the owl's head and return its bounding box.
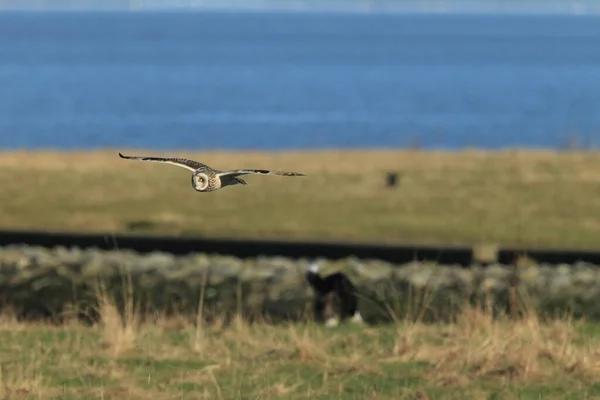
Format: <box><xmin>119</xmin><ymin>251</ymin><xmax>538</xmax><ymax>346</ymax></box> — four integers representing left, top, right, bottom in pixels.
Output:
<box><xmin>191</xmin><ymin>172</ymin><xmax>210</xmax><ymax>192</ymax></box>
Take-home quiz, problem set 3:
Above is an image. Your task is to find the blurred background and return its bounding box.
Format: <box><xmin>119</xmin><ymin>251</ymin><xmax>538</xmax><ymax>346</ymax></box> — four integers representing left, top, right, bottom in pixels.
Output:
<box><xmin>0</xmin><ymin>0</ymin><xmax>600</xmax><ymax>256</ymax></box>
<box><xmin>1</xmin><ymin>0</ymin><xmax>599</xmax><ymax>151</ymax></box>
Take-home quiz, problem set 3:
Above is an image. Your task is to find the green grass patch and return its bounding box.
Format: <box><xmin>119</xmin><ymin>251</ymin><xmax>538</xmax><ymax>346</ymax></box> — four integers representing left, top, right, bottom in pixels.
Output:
<box><xmin>3</xmin><ymin>148</ymin><xmax>600</xmax><ymax>249</ymax></box>
<box><xmin>0</xmin><ymin>302</ymin><xmax>599</xmax><ymax>399</ymax></box>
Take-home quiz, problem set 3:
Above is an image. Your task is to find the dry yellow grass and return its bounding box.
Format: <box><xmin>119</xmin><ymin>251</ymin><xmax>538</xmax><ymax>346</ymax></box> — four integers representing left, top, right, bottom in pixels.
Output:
<box><xmin>0</xmin><ymin>292</ymin><xmax>599</xmax><ymax>399</ymax></box>
<box><xmin>2</xmin><ymin>148</ymin><xmax>600</xmax><ymax>248</ymax></box>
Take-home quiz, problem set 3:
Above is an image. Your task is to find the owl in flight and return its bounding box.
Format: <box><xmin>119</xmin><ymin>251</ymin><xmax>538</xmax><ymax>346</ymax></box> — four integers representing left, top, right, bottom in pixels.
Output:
<box><xmin>118</xmin><ymin>152</ymin><xmax>305</xmax><ymax>192</ymax></box>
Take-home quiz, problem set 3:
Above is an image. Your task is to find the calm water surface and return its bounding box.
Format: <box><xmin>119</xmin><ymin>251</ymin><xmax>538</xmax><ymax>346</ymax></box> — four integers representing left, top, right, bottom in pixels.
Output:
<box><xmin>0</xmin><ymin>11</ymin><xmax>599</xmax><ymax>150</ymax></box>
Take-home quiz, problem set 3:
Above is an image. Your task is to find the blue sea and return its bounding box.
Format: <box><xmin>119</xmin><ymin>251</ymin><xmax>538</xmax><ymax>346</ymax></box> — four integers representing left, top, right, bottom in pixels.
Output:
<box><xmin>1</xmin><ymin>9</ymin><xmax>600</xmax><ymax>151</ymax></box>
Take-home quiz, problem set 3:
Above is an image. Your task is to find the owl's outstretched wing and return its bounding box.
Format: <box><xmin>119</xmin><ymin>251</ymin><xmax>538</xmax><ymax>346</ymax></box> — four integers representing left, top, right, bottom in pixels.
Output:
<box><xmin>217</xmin><ymin>169</ymin><xmax>306</xmax><ymax>178</ymax></box>
<box><xmin>118</xmin><ymin>153</ymin><xmax>211</xmax><ymax>172</ymax></box>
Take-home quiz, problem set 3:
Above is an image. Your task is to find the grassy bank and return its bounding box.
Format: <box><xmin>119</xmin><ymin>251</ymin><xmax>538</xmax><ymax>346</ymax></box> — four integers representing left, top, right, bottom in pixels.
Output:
<box><xmin>1</xmin><ymin>296</ymin><xmax>599</xmax><ymax>399</ymax></box>
<box><xmin>2</xmin><ymin>149</ymin><xmax>600</xmax><ymax>249</ymax></box>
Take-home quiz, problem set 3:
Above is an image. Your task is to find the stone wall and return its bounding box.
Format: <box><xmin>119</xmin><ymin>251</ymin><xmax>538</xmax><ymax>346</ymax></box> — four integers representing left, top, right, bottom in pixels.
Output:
<box><xmin>0</xmin><ymin>245</ymin><xmax>599</xmax><ymax>324</ymax></box>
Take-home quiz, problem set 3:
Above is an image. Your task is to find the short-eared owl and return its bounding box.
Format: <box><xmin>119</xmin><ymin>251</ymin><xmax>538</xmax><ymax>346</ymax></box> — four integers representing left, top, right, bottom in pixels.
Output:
<box><xmin>118</xmin><ymin>152</ymin><xmax>305</xmax><ymax>192</ymax></box>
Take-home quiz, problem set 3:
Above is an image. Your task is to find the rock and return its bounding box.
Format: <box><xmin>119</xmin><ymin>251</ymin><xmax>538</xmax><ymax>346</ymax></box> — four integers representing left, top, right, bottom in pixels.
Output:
<box><xmin>480</xmin><ymin>277</ymin><xmax>506</xmax><ymax>293</ymax></box>
<box><xmin>548</xmin><ymin>272</ymin><xmax>573</xmax><ymax>297</ymax></box>
<box><xmin>0</xmin><ymin>245</ymin><xmax>600</xmax><ymax>323</ymax></box>
<box><xmin>406</xmin><ymin>263</ymin><xmax>436</xmax><ymax>289</ymax></box>
<box><xmin>356</xmin><ymin>260</ymin><xmax>393</xmax><ymax>282</ymax></box>
<box><xmin>451</xmin><ymin>267</ymin><xmax>476</xmax><ymax>292</ymax></box>
<box><xmin>573</xmin><ymin>267</ymin><xmax>596</xmax><ymax>286</ymax></box>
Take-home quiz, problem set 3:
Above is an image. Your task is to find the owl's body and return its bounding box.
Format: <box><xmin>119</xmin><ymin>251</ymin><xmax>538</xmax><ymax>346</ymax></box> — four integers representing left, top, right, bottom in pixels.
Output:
<box><xmin>118</xmin><ymin>153</ymin><xmax>304</xmax><ymax>192</ymax></box>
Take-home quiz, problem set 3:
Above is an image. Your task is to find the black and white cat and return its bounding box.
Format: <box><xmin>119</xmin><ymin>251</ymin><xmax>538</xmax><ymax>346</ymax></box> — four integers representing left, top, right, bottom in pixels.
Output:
<box><xmin>305</xmin><ymin>263</ymin><xmax>363</xmax><ymax>327</ymax></box>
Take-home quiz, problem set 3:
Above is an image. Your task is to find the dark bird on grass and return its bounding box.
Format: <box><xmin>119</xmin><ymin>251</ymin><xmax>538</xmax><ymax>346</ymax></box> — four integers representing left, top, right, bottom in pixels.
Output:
<box><xmin>118</xmin><ymin>152</ymin><xmax>305</xmax><ymax>192</ymax></box>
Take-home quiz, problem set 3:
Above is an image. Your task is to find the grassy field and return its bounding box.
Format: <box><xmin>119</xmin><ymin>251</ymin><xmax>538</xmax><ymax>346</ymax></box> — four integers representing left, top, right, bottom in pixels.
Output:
<box><xmin>2</xmin><ymin>148</ymin><xmax>600</xmax><ymax>249</ymax></box>
<box><xmin>1</xmin><ymin>293</ymin><xmax>600</xmax><ymax>399</ymax></box>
